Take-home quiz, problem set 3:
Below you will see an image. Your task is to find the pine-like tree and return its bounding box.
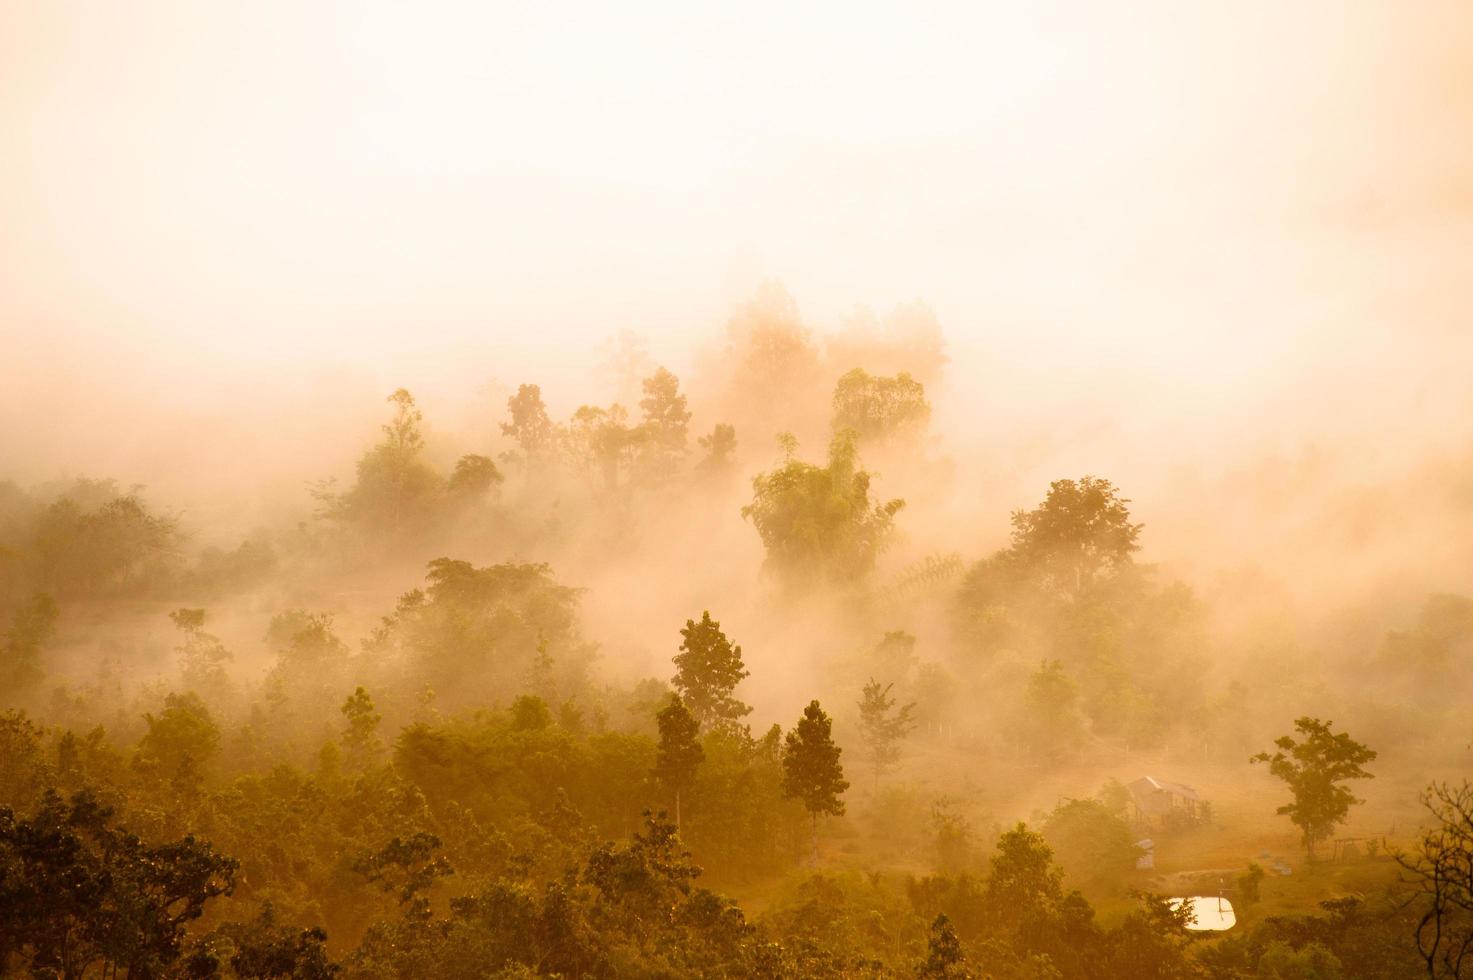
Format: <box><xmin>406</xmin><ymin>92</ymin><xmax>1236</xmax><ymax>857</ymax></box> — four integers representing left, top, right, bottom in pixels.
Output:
<box><xmin>782</xmin><ymin>700</ymin><xmax>849</xmax><ymax>863</ymax></box>
<box><xmin>918</xmin><ymin>913</ymin><xmax>972</xmax><ymax>979</ymax></box>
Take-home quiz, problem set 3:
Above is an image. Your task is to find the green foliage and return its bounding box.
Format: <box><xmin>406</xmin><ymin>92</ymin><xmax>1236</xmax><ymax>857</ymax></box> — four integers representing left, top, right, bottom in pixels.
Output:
<box><xmin>0</xmin><ymin>710</ymin><xmax>49</xmax><ymax>811</ymax></box>
<box><xmin>783</xmin><ymin>700</ymin><xmax>849</xmax><ymax>861</ymax></box>
<box><xmin>1040</xmin><ymin>798</ymin><xmax>1143</xmax><ymax>889</ymax></box>
<box><xmin>918</xmin><ymin>913</ymin><xmax>973</xmax><ymax>979</ymax></box>
<box><xmin>1007</xmin><ymin>476</ymin><xmax>1142</xmax><ymax>600</ymax></box>
<box><xmin>653</xmin><ymin>695</ymin><xmax>703</xmax><ymax>824</ymax></box>
<box><xmin>1256</xmin><ymin>940</ymin><xmax>1344</xmax><ymax>979</ymax></box>
<box><xmin>211</xmin><ymin>903</ymin><xmax>340</xmax><ymax>979</ymax></box>
<box><xmin>0</xmin><ymin>789</ymin><xmax>236</xmax><ymax>978</ymax></box>
<box><xmin>672</xmin><ymin>611</ymin><xmax>752</xmax><ymax>733</ymax></box>
<box><xmin>136</xmin><ymin>691</ymin><xmax>221</xmax><ymax>789</ymax></box>
<box><xmin>831</xmin><ymin>367</ymin><xmax>931</xmax><ymax>445</ymax></box>
<box><xmin>30</xmin><ymin>483</ymin><xmax>182</xmax><ymax>597</ymax></box>
<box><xmin>371</xmin><ymin>558</ymin><xmax>592</xmax><ymax>710</ymax></box>
<box><xmin>1252</xmin><ymin>717</ymin><xmax>1377</xmax><ymax>858</ymax></box>
<box><xmin>354</xmin><ymin>830</ymin><xmax>455</xmax><ymax>920</ymax></box>
<box><xmin>1101</xmin><ymin>894</ymin><xmax>1201</xmax><ymax>979</ymax></box>
<box><xmin>742</xmin><ymin>431</ymin><xmax>905</xmax><ymax>588</ymax></box>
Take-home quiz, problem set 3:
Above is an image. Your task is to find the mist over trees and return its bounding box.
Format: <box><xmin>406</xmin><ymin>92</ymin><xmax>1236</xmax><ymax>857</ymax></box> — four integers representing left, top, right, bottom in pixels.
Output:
<box><xmin>0</xmin><ymin>285</ymin><xmax>1465</xmax><ymax>978</ymax></box>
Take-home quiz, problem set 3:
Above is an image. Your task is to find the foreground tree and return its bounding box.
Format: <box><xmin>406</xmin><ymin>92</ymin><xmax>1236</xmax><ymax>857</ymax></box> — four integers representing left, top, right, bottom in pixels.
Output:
<box><xmin>856</xmin><ymin>678</ymin><xmax>916</xmax><ymax>789</ymax></box>
<box><xmin>0</xmin><ymin>790</ymin><xmax>236</xmax><ymax>978</ymax></box>
<box><xmin>653</xmin><ymin>694</ymin><xmax>703</xmax><ymax>831</ymax></box>
<box><xmin>1401</xmin><ymin>780</ymin><xmax>1473</xmax><ymax>979</ymax></box>
<box><xmin>782</xmin><ymin>700</ymin><xmax>849</xmax><ymax>863</ymax></box>
<box><xmin>672</xmin><ymin>611</ymin><xmax>752</xmax><ymax>733</ymax></box>
<box><xmin>1252</xmin><ymin>717</ymin><xmax>1377</xmax><ymax>860</ymax></box>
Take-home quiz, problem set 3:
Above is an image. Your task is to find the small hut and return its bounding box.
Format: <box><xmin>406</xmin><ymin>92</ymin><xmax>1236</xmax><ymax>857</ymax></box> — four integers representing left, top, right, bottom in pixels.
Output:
<box><xmin>1127</xmin><ymin>776</ymin><xmax>1202</xmax><ymax>826</ymax></box>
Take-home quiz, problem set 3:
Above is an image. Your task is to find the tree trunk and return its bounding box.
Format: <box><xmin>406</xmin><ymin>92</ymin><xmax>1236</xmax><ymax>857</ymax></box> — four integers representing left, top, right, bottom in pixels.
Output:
<box><xmin>812</xmin><ymin>810</ymin><xmax>819</xmax><ymax>865</ymax></box>
<box><xmin>675</xmin><ymin>789</ymin><xmax>682</xmax><ymax>834</ymax></box>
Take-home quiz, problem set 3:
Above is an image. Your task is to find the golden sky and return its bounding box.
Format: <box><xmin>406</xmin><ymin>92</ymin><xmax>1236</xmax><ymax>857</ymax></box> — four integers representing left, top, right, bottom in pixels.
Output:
<box><xmin>2</xmin><ymin>1</ymin><xmax>1471</xmax><ymax>483</ymax></box>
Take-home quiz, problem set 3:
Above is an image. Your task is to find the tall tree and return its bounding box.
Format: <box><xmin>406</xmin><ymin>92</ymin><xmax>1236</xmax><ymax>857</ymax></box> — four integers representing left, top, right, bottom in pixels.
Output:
<box><xmin>652</xmin><ymin>695</ymin><xmax>703</xmax><ymax>831</ymax></box>
<box><xmin>321</xmin><ymin>389</ymin><xmax>444</xmax><ymax>537</ymax></box>
<box><xmin>856</xmin><ymin>678</ymin><xmax>916</xmax><ymax>789</ymax></box>
<box><xmin>672</xmin><ymin>611</ymin><xmax>752</xmax><ymax>734</ymax></box>
<box><xmin>1252</xmin><ymin>717</ymin><xmax>1377</xmax><ymax>859</ymax></box>
<box><xmin>782</xmin><ymin>700</ymin><xmax>849</xmax><ymax>863</ymax></box>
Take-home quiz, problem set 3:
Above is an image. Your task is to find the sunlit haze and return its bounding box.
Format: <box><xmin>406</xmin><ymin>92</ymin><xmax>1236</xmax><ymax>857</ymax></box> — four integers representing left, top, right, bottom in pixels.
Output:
<box><xmin>2</xmin><ymin>3</ymin><xmax>1473</xmax><ymax>975</ymax></box>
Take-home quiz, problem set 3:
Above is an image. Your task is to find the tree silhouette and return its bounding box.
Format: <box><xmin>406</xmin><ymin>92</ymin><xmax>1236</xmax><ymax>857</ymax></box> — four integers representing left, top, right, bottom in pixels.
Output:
<box><xmin>782</xmin><ymin>700</ymin><xmax>849</xmax><ymax>863</ymax></box>
<box><xmin>1252</xmin><ymin>717</ymin><xmax>1377</xmax><ymax>859</ymax></box>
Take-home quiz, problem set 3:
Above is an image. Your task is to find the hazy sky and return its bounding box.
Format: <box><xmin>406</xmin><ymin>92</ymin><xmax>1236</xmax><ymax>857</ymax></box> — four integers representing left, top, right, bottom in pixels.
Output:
<box><xmin>3</xmin><ymin>1</ymin><xmax>1471</xmax><ymax>494</ymax></box>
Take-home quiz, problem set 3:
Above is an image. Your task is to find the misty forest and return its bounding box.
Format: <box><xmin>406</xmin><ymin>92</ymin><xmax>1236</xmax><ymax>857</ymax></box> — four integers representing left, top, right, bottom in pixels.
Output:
<box><xmin>6</xmin><ymin>2</ymin><xmax>1473</xmax><ymax>978</ymax></box>
<box><xmin>3</xmin><ymin>288</ymin><xmax>1473</xmax><ymax>979</ymax></box>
